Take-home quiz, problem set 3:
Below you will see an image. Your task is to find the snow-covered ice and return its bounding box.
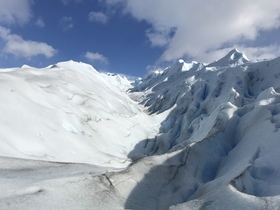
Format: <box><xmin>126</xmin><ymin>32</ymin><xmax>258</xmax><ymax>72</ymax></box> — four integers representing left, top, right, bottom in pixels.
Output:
<box><xmin>0</xmin><ymin>61</ymin><xmax>166</xmax><ymax>168</ymax></box>
<box><xmin>1</xmin><ymin>50</ymin><xmax>280</xmax><ymax>209</ymax></box>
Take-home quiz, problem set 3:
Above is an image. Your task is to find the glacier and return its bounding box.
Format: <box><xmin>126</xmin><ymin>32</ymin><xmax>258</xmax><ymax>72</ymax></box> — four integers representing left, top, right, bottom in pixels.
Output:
<box><xmin>1</xmin><ymin>49</ymin><xmax>280</xmax><ymax>209</ymax></box>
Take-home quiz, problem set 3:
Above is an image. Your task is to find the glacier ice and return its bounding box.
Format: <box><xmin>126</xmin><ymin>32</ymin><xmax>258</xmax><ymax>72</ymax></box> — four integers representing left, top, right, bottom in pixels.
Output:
<box><xmin>1</xmin><ymin>51</ymin><xmax>280</xmax><ymax>209</ymax></box>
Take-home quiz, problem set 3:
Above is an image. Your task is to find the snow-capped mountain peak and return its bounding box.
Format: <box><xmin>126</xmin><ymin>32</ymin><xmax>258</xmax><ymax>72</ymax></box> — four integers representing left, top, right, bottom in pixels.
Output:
<box><xmin>208</xmin><ymin>48</ymin><xmax>250</xmax><ymax>67</ymax></box>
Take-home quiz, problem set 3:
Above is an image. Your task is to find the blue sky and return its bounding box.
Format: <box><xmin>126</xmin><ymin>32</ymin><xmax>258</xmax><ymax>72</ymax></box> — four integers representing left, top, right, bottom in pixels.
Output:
<box><xmin>0</xmin><ymin>0</ymin><xmax>280</xmax><ymax>77</ymax></box>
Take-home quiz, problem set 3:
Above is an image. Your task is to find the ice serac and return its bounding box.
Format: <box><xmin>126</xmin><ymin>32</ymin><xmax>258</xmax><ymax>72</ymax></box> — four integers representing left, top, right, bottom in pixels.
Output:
<box><xmin>1</xmin><ymin>50</ymin><xmax>280</xmax><ymax>210</ymax></box>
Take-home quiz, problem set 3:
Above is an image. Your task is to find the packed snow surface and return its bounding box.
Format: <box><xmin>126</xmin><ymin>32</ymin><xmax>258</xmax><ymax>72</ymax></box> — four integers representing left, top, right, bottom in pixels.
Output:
<box><xmin>1</xmin><ymin>50</ymin><xmax>280</xmax><ymax>209</ymax></box>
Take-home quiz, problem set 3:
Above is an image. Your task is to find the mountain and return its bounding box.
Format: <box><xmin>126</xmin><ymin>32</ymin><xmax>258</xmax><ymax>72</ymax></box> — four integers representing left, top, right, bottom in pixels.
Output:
<box><xmin>1</xmin><ymin>50</ymin><xmax>280</xmax><ymax>209</ymax></box>
<box><xmin>208</xmin><ymin>48</ymin><xmax>249</xmax><ymax>67</ymax></box>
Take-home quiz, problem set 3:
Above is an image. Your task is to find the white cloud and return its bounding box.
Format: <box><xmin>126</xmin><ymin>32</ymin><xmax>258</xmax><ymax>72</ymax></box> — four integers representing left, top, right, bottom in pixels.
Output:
<box><xmin>85</xmin><ymin>51</ymin><xmax>108</xmax><ymax>63</ymax></box>
<box><xmin>88</xmin><ymin>11</ymin><xmax>108</xmax><ymax>24</ymax></box>
<box><xmin>146</xmin><ymin>26</ymin><xmax>174</xmax><ymax>47</ymax></box>
<box><xmin>59</xmin><ymin>16</ymin><xmax>74</xmax><ymax>31</ymax></box>
<box><xmin>4</xmin><ymin>36</ymin><xmax>56</xmax><ymax>58</ymax></box>
<box><xmin>0</xmin><ymin>0</ymin><xmax>32</xmax><ymax>25</ymax></box>
<box><xmin>35</xmin><ymin>18</ymin><xmax>45</xmax><ymax>28</ymax></box>
<box><xmin>241</xmin><ymin>45</ymin><xmax>280</xmax><ymax>60</ymax></box>
<box><xmin>0</xmin><ymin>26</ymin><xmax>56</xmax><ymax>58</ymax></box>
<box><xmin>106</xmin><ymin>0</ymin><xmax>280</xmax><ymax>62</ymax></box>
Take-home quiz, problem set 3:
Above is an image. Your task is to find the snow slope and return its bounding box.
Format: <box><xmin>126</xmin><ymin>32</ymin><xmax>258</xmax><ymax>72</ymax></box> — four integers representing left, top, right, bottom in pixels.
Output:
<box><xmin>0</xmin><ymin>61</ymin><xmax>166</xmax><ymax>168</ymax></box>
<box><xmin>1</xmin><ymin>50</ymin><xmax>280</xmax><ymax>209</ymax></box>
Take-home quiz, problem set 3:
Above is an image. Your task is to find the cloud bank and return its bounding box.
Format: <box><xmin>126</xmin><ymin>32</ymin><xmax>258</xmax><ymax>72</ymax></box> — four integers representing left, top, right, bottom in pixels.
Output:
<box><xmin>106</xmin><ymin>0</ymin><xmax>280</xmax><ymax>62</ymax></box>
